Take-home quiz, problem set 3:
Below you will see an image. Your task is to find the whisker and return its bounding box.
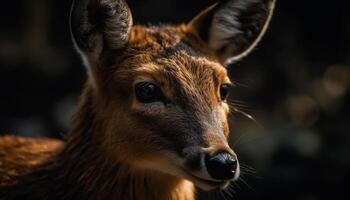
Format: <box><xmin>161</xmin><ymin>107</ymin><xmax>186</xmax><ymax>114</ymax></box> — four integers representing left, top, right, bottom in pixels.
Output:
<box><xmin>231</xmin><ymin>180</ymin><xmax>242</xmax><ymax>191</ymax></box>
<box><xmin>227</xmin><ymin>104</ymin><xmax>265</xmax><ymax>148</ymax></box>
<box><xmin>238</xmin><ymin>177</ymin><xmax>256</xmax><ymax>193</ymax></box>
<box><xmin>228</xmin><ymin>101</ymin><xmax>250</xmax><ymax>108</ymax></box>
<box><xmin>219</xmin><ymin>191</ymin><xmax>229</xmax><ymax>200</ymax></box>
<box><xmin>231</xmin><ymin>81</ymin><xmax>249</xmax><ymax>88</ymax></box>
<box><xmin>230</xmin><ymin>99</ymin><xmax>249</xmax><ymax>104</ymax></box>
<box><xmin>230</xmin><ymin>131</ymin><xmax>249</xmax><ymax>149</ymax></box>
<box><xmin>227</xmin><ymin>187</ymin><xmax>236</xmax><ymax>199</ymax></box>
<box><xmin>231</xmin><ymin>107</ymin><xmax>263</xmax><ymax>130</ymax></box>
<box><xmin>228</xmin><ymin>104</ymin><xmax>252</xmax><ymax>114</ymax></box>
<box><xmin>214</xmin><ymin>190</ymin><xmax>221</xmax><ymax>200</ymax></box>
<box><xmin>223</xmin><ymin>188</ymin><xmax>234</xmax><ymax>199</ymax></box>
<box><xmin>239</xmin><ymin>163</ymin><xmax>257</xmax><ymax>175</ymax></box>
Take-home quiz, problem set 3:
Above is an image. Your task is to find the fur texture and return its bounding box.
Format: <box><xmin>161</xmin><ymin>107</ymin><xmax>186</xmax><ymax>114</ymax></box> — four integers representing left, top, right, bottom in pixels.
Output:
<box><xmin>0</xmin><ymin>0</ymin><xmax>276</xmax><ymax>199</ymax></box>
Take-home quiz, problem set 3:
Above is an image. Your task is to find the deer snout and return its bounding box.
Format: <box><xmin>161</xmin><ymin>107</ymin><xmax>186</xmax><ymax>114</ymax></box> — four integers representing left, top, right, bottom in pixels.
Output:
<box><xmin>182</xmin><ymin>144</ymin><xmax>240</xmax><ymax>187</ymax></box>
<box><xmin>205</xmin><ymin>152</ymin><xmax>238</xmax><ymax>180</ymax></box>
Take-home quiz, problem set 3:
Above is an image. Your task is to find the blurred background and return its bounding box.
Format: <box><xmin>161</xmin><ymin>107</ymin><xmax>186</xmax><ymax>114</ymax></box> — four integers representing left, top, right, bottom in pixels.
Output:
<box><xmin>0</xmin><ymin>0</ymin><xmax>349</xmax><ymax>200</ymax></box>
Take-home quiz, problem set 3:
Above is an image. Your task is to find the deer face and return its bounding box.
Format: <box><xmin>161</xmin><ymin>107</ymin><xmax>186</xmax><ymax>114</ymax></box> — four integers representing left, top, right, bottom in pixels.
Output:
<box><xmin>71</xmin><ymin>0</ymin><xmax>276</xmax><ymax>191</ymax></box>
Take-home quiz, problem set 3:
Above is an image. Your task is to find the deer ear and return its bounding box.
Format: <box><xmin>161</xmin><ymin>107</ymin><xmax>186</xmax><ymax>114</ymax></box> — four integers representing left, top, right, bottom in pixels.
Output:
<box><xmin>70</xmin><ymin>0</ymin><xmax>132</xmax><ymax>89</ymax></box>
<box><xmin>189</xmin><ymin>0</ymin><xmax>276</xmax><ymax>65</ymax></box>
<box><xmin>70</xmin><ymin>0</ymin><xmax>132</xmax><ymax>54</ymax></box>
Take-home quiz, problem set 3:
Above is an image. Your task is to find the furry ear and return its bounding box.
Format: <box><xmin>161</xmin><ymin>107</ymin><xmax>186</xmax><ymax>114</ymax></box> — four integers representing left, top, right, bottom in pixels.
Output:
<box><xmin>70</xmin><ymin>0</ymin><xmax>132</xmax><ymax>89</ymax></box>
<box><xmin>70</xmin><ymin>0</ymin><xmax>132</xmax><ymax>54</ymax></box>
<box><xmin>189</xmin><ymin>0</ymin><xmax>276</xmax><ymax>65</ymax></box>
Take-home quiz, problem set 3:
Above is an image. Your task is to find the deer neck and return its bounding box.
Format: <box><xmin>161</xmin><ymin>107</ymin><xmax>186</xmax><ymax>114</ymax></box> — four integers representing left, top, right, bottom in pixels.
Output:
<box><xmin>54</xmin><ymin>150</ymin><xmax>195</xmax><ymax>200</ymax></box>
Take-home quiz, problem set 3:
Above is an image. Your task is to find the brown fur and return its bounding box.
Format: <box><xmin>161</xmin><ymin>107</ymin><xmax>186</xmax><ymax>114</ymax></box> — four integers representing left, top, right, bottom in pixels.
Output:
<box><xmin>0</xmin><ymin>0</ymin><xmax>276</xmax><ymax>199</ymax></box>
<box><xmin>0</xmin><ymin>136</ymin><xmax>63</xmax><ymax>187</ymax></box>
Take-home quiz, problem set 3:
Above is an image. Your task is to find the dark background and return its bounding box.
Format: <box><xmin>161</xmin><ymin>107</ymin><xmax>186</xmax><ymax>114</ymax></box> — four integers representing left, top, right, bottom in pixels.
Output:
<box><xmin>0</xmin><ymin>0</ymin><xmax>349</xmax><ymax>200</ymax></box>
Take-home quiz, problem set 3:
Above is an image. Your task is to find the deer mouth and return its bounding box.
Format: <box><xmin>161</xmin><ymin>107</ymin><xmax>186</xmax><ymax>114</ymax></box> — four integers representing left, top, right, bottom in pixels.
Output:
<box><xmin>187</xmin><ymin>172</ymin><xmax>229</xmax><ymax>190</ymax></box>
<box><xmin>177</xmin><ymin>167</ymin><xmax>230</xmax><ymax>191</ymax></box>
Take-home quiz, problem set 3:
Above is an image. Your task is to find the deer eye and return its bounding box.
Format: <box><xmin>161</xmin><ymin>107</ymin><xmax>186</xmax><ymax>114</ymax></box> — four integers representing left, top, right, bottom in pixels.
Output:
<box><xmin>135</xmin><ymin>82</ymin><xmax>162</xmax><ymax>103</ymax></box>
<box><xmin>220</xmin><ymin>84</ymin><xmax>230</xmax><ymax>101</ymax></box>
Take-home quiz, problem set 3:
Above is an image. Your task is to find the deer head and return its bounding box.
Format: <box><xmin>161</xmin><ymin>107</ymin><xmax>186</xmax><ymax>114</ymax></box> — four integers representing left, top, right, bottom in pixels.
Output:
<box><xmin>70</xmin><ymin>0</ymin><xmax>276</xmax><ymax>191</ymax></box>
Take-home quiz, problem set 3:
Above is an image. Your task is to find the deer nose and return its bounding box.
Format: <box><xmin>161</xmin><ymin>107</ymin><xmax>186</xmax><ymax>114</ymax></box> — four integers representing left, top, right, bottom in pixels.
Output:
<box><xmin>205</xmin><ymin>152</ymin><xmax>238</xmax><ymax>180</ymax></box>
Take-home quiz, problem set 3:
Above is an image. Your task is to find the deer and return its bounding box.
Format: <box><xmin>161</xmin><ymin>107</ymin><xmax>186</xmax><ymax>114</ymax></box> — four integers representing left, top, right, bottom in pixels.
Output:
<box><xmin>0</xmin><ymin>0</ymin><xmax>276</xmax><ymax>199</ymax></box>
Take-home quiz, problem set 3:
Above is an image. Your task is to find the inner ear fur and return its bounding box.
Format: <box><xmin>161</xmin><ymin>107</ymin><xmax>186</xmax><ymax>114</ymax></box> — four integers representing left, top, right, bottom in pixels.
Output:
<box><xmin>189</xmin><ymin>0</ymin><xmax>277</xmax><ymax>66</ymax></box>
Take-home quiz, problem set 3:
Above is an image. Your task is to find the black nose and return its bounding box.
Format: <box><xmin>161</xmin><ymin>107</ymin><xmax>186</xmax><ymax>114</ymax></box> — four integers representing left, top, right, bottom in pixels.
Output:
<box><xmin>205</xmin><ymin>152</ymin><xmax>238</xmax><ymax>180</ymax></box>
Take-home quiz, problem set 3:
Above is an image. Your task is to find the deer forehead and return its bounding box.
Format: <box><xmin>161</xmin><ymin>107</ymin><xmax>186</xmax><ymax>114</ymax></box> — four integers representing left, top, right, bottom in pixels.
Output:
<box><xmin>128</xmin><ymin>25</ymin><xmax>189</xmax><ymax>50</ymax></box>
<box><xmin>114</xmin><ymin>27</ymin><xmax>230</xmax><ymax>105</ymax></box>
<box><xmin>121</xmin><ymin>26</ymin><xmax>229</xmax><ymax>84</ymax></box>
